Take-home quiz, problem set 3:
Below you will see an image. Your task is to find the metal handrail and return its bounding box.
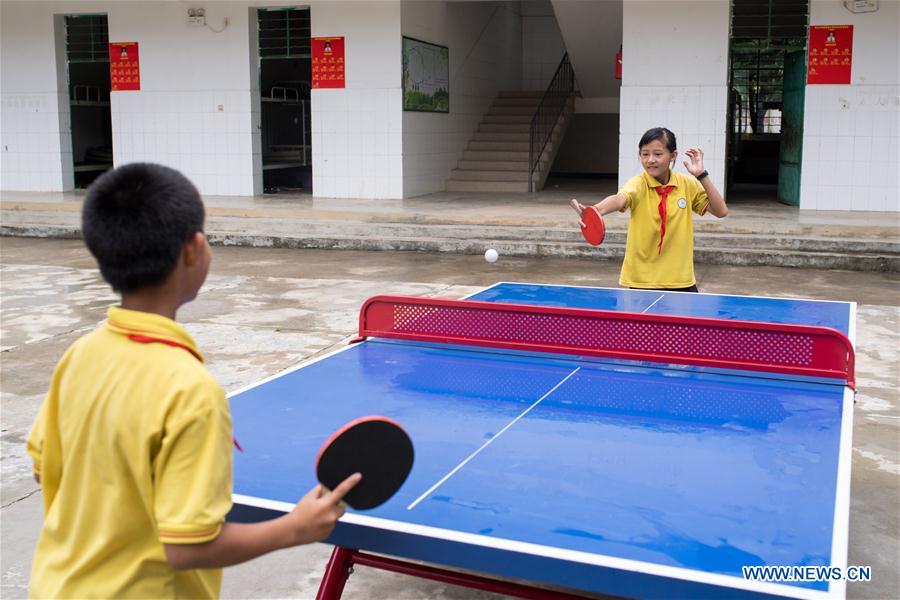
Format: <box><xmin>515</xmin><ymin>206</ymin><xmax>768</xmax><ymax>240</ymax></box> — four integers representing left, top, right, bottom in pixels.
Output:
<box><xmin>528</xmin><ymin>53</ymin><xmax>575</xmax><ymax>192</ymax></box>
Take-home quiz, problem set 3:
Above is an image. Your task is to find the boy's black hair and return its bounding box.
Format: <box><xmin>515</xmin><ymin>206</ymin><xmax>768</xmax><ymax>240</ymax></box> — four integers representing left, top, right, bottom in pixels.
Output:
<box><xmin>82</xmin><ymin>163</ymin><xmax>205</xmax><ymax>293</ymax></box>
<box><xmin>638</xmin><ymin>127</ymin><xmax>677</xmax><ymax>152</ymax></box>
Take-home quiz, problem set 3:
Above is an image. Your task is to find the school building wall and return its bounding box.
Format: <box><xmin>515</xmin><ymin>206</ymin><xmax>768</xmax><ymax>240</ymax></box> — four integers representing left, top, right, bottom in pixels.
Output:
<box><xmin>311</xmin><ymin>1</ymin><xmax>403</xmax><ymax>199</ymax></box>
<box><xmin>549</xmin><ymin>0</ymin><xmax>622</xmax><ymax>175</ymax></box>
<box><xmin>521</xmin><ymin>0</ymin><xmax>566</xmax><ymax>92</ymax></box>
<box><xmin>1</xmin><ymin>1</ymin><xmax>76</xmax><ymax>192</ymax></box>
<box><xmin>800</xmin><ymin>0</ymin><xmax>900</xmax><ymax>212</ymax></box>
<box><xmin>0</xmin><ymin>0</ymin><xmax>404</xmax><ymax>198</ymax></box>
<box><xmin>618</xmin><ymin>0</ymin><xmax>730</xmax><ymax>195</ymax></box>
<box><xmin>3</xmin><ymin>1</ymin><xmax>897</xmax><ymax>209</ymax></box>
<box><xmin>400</xmin><ymin>1</ymin><xmax>522</xmax><ymax>198</ymax></box>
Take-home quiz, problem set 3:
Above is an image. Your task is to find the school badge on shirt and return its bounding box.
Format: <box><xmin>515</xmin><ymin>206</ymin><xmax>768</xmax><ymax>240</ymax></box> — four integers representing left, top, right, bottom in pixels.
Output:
<box><xmin>677</xmin><ymin>198</ymin><xmax>687</xmax><ymax>209</ymax></box>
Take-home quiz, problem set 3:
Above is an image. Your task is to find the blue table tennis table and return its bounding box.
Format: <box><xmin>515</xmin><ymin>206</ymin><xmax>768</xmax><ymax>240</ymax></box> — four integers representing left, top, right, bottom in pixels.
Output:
<box><xmin>228</xmin><ymin>283</ymin><xmax>856</xmax><ymax>600</ymax></box>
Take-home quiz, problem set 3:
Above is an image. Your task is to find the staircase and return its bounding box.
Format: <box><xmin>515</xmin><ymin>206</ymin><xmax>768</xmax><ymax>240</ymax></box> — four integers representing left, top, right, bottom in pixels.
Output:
<box><xmin>446</xmin><ymin>91</ymin><xmax>573</xmax><ymax>193</ymax></box>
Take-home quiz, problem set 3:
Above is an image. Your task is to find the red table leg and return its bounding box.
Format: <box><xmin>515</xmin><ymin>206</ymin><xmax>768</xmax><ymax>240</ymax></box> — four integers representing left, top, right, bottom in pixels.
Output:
<box><xmin>315</xmin><ymin>546</ymin><xmax>354</xmax><ymax>600</ymax></box>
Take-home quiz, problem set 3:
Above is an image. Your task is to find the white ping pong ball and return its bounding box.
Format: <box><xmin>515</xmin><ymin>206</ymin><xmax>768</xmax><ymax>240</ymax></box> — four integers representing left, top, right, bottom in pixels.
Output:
<box><xmin>484</xmin><ymin>248</ymin><xmax>499</xmax><ymax>263</ymax></box>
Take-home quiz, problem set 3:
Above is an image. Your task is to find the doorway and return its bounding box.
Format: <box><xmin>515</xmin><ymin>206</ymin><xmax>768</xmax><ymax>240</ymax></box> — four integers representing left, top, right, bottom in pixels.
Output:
<box><xmin>256</xmin><ymin>7</ymin><xmax>312</xmax><ymax>194</ymax></box>
<box><xmin>64</xmin><ymin>14</ymin><xmax>113</xmax><ymax>188</ymax></box>
<box><xmin>727</xmin><ymin>0</ymin><xmax>808</xmax><ymax>205</ymax></box>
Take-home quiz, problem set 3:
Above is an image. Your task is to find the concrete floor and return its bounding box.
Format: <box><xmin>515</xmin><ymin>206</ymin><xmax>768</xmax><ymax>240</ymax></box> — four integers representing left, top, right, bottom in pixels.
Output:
<box><xmin>1</xmin><ymin>238</ymin><xmax>897</xmax><ymax>599</ymax></box>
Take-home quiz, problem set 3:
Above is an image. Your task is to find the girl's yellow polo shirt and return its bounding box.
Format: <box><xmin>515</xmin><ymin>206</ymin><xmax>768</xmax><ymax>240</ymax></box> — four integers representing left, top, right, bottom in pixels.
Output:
<box><xmin>618</xmin><ymin>170</ymin><xmax>709</xmax><ymax>289</ymax></box>
<box><xmin>27</xmin><ymin>306</ymin><xmax>232</xmax><ymax>599</ymax></box>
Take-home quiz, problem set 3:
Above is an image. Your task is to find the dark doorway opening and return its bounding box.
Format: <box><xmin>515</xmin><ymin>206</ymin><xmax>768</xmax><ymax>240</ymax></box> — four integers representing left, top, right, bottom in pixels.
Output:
<box><xmin>65</xmin><ymin>14</ymin><xmax>113</xmax><ymax>188</ymax></box>
<box><xmin>257</xmin><ymin>8</ymin><xmax>312</xmax><ymax>194</ymax></box>
<box><xmin>727</xmin><ymin>0</ymin><xmax>808</xmax><ymax>206</ymax></box>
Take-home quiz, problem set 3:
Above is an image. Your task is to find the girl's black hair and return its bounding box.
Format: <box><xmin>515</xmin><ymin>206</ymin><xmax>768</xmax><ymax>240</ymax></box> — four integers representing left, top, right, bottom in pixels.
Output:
<box><xmin>638</xmin><ymin>127</ymin><xmax>677</xmax><ymax>152</ymax></box>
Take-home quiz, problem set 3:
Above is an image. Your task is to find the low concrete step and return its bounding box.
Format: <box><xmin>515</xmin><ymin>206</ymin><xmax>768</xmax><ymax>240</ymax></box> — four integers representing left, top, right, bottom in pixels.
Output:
<box><xmin>463</xmin><ymin>148</ymin><xmax>530</xmax><ymax>160</ymax></box>
<box><xmin>449</xmin><ymin>169</ymin><xmax>526</xmax><ymax>182</ymax></box>
<box><xmin>467</xmin><ymin>142</ymin><xmax>530</xmax><ymax>153</ymax></box>
<box><xmin>3</xmin><ymin>210</ymin><xmax>897</xmax><ymax>271</ymax></box>
<box><xmin>471</xmin><ymin>131</ymin><xmax>530</xmax><ymax>142</ymax></box>
<box><xmin>456</xmin><ymin>160</ymin><xmax>528</xmax><ymax>171</ymax></box>
<box><xmin>445</xmin><ymin>180</ymin><xmax>530</xmax><ymax>193</ymax></box>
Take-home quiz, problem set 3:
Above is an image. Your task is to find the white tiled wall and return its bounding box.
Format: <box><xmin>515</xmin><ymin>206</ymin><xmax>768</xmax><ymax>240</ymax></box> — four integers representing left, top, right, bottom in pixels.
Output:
<box><xmin>800</xmin><ymin>85</ymin><xmax>900</xmax><ymax>211</ymax></box>
<box><xmin>618</xmin><ymin>86</ymin><xmax>727</xmax><ymax>193</ymax></box>
<box><xmin>619</xmin><ymin>1</ymin><xmax>729</xmax><ymax>194</ymax></box>
<box><xmin>0</xmin><ymin>4</ymin><xmax>70</xmax><ymax>192</ymax></box>
<box><xmin>111</xmin><ymin>91</ymin><xmax>256</xmax><ymax>196</ymax></box>
<box><xmin>401</xmin><ymin>0</ymin><xmax>522</xmax><ymax>197</ymax></box>
<box><xmin>0</xmin><ymin>92</ymin><xmax>72</xmax><ymax>191</ymax></box>
<box><xmin>800</xmin><ymin>0</ymin><xmax>900</xmax><ymax>212</ymax></box>
<box><xmin>313</xmin><ymin>87</ymin><xmax>403</xmax><ymax>199</ymax></box>
<box><xmin>311</xmin><ymin>1</ymin><xmax>403</xmax><ymax>199</ymax></box>
<box><xmin>521</xmin><ymin>0</ymin><xmax>566</xmax><ymax>91</ymax></box>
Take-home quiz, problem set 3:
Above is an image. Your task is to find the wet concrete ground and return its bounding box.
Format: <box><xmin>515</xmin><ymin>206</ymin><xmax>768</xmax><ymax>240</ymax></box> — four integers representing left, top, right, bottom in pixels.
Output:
<box><xmin>1</xmin><ymin>238</ymin><xmax>897</xmax><ymax>599</ymax></box>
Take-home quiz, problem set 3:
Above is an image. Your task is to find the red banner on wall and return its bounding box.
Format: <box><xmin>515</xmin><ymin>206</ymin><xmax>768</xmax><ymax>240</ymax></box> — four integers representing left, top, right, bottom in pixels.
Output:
<box><xmin>109</xmin><ymin>42</ymin><xmax>141</xmax><ymax>91</ymax></box>
<box><xmin>312</xmin><ymin>37</ymin><xmax>345</xmax><ymax>89</ymax></box>
<box><xmin>807</xmin><ymin>25</ymin><xmax>853</xmax><ymax>85</ymax></box>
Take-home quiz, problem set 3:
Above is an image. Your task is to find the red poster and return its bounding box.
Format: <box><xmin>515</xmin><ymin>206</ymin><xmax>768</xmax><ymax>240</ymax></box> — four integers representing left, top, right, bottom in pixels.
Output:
<box><xmin>807</xmin><ymin>25</ymin><xmax>853</xmax><ymax>84</ymax></box>
<box><xmin>312</xmin><ymin>37</ymin><xmax>345</xmax><ymax>89</ymax></box>
<box><xmin>109</xmin><ymin>42</ymin><xmax>141</xmax><ymax>91</ymax></box>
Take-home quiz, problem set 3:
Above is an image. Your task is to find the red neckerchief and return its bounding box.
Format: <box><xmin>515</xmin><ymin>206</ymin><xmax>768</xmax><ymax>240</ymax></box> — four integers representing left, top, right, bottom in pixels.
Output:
<box><xmin>126</xmin><ymin>333</ymin><xmax>243</xmax><ymax>452</ymax></box>
<box><xmin>654</xmin><ymin>185</ymin><xmax>675</xmax><ymax>254</ymax></box>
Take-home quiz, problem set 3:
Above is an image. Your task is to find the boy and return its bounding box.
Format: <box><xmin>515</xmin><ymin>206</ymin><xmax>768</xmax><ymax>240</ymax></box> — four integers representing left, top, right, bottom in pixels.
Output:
<box><xmin>571</xmin><ymin>127</ymin><xmax>728</xmax><ymax>291</ymax></box>
<box><xmin>26</xmin><ymin>163</ymin><xmax>360</xmax><ymax>598</ymax></box>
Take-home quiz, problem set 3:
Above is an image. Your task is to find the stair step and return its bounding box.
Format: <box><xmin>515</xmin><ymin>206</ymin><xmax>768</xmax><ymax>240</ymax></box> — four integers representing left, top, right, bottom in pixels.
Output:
<box><xmin>446</xmin><ymin>180</ymin><xmax>530</xmax><ymax>193</ymax></box>
<box><xmin>471</xmin><ymin>131</ymin><xmax>530</xmax><ymax>142</ymax></box>
<box><xmin>467</xmin><ymin>142</ymin><xmax>529</xmax><ymax>153</ymax></box>
<box><xmin>479</xmin><ymin>123</ymin><xmax>531</xmax><ymax>133</ymax></box>
<box><xmin>483</xmin><ymin>115</ymin><xmax>533</xmax><ymax>124</ymax></box>
<box><xmin>450</xmin><ymin>169</ymin><xmax>527</xmax><ymax>182</ymax></box>
<box><xmin>487</xmin><ymin>106</ymin><xmax>537</xmax><ymax>116</ymax></box>
<box><xmin>492</xmin><ymin>97</ymin><xmax>542</xmax><ymax>108</ymax></box>
<box><xmin>457</xmin><ymin>160</ymin><xmax>528</xmax><ymax>171</ymax></box>
<box><xmin>497</xmin><ymin>90</ymin><xmax>545</xmax><ymax>98</ymax></box>
<box><xmin>463</xmin><ymin>149</ymin><xmax>530</xmax><ymax>161</ymax></box>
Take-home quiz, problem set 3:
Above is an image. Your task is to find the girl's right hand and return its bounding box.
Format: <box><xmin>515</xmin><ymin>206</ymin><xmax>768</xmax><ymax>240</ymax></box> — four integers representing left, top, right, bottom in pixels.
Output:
<box><xmin>570</xmin><ymin>198</ymin><xmax>585</xmax><ymax>216</ymax></box>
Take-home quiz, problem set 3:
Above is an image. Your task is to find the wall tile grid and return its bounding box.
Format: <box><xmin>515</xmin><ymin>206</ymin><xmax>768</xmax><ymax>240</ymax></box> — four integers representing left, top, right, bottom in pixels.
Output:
<box><xmin>618</xmin><ymin>85</ymin><xmax>728</xmax><ymax>194</ymax></box>
<box><xmin>521</xmin><ymin>14</ymin><xmax>566</xmax><ymax>91</ymax></box>
<box><xmin>800</xmin><ymin>85</ymin><xmax>899</xmax><ymax>212</ymax></box>
<box><xmin>402</xmin><ymin>66</ymin><xmax>518</xmax><ymax>197</ymax></box>
<box><xmin>0</xmin><ymin>92</ymin><xmax>71</xmax><ymax>191</ymax></box>
<box><xmin>312</xmin><ymin>87</ymin><xmax>403</xmax><ymax>199</ymax></box>
<box><xmin>111</xmin><ymin>90</ymin><xmax>256</xmax><ymax>196</ymax></box>
<box><xmin>401</xmin><ymin>3</ymin><xmax>523</xmax><ymax>197</ymax></box>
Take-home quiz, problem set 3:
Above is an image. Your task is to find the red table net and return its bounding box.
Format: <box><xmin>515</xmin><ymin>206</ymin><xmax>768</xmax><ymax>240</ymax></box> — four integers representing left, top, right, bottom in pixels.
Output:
<box><xmin>356</xmin><ymin>296</ymin><xmax>855</xmax><ymax>389</ymax></box>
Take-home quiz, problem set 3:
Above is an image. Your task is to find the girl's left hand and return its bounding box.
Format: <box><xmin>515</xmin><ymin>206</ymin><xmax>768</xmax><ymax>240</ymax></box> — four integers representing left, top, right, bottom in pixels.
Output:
<box><xmin>683</xmin><ymin>147</ymin><xmax>706</xmax><ymax>177</ymax></box>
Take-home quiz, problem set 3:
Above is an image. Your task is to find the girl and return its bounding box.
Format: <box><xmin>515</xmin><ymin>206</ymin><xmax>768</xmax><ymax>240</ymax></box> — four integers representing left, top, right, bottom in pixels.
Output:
<box><xmin>570</xmin><ymin>127</ymin><xmax>728</xmax><ymax>292</ymax></box>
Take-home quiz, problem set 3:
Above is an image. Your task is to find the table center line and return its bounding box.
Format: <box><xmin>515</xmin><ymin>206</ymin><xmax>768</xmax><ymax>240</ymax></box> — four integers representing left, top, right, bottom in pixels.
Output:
<box><xmin>406</xmin><ymin>366</ymin><xmax>581</xmax><ymax>511</ymax></box>
<box><xmin>642</xmin><ymin>294</ymin><xmax>665</xmax><ymax>313</ymax></box>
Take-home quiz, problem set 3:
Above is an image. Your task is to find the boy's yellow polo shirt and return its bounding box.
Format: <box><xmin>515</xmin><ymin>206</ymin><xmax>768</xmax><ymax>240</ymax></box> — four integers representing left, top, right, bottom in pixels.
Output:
<box><xmin>27</xmin><ymin>306</ymin><xmax>232</xmax><ymax>599</ymax></box>
<box><xmin>618</xmin><ymin>170</ymin><xmax>709</xmax><ymax>288</ymax></box>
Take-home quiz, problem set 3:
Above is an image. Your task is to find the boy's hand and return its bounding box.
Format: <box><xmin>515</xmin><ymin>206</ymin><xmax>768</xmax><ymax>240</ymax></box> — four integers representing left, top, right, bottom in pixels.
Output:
<box><xmin>570</xmin><ymin>198</ymin><xmax>585</xmax><ymax>216</ymax></box>
<box><xmin>683</xmin><ymin>147</ymin><xmax>706</xmax><ymax>177</ymax></box>
<box><xmin>284</xmin><ymin>472</ymin><xmax>362</xmax><ymax>545</ymax></box>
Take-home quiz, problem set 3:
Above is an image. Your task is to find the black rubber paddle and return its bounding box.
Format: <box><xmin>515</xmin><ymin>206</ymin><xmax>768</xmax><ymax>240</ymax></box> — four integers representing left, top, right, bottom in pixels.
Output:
<box><xmin>315</xmin><ymin>416</ymin><xmax>414</xmax><ymax>510</ymax></box>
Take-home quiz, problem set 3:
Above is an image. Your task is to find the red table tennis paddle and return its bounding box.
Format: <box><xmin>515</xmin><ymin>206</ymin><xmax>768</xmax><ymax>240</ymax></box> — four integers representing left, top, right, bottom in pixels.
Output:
<box><xmin>579</xmin><ymin>205</ymin><xmax>605</xmax><ymax>246</ymax></box>
<box><xmin>315</xmin><ymin>416</ymin><xmax>414</xmax><ymax>510</ymax></box>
